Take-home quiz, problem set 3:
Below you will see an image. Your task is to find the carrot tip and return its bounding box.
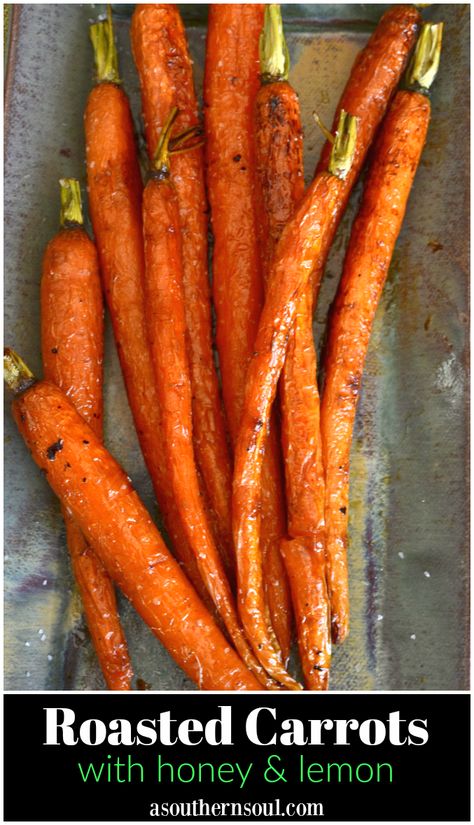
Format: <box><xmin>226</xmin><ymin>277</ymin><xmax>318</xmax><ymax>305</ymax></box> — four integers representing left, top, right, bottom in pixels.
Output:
<box><xmin>405</xmin><ymin>21</ymin><xmax>443</xmax><ymax>91</ymax></box>
<box><xmin>4</xmin><ymin>348</ymin><xmax>36</xmax><ymax>396</ymax></box>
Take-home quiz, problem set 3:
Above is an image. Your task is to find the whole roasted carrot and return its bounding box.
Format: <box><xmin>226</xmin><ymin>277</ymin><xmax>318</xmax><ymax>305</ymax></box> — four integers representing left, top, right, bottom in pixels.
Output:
<box><xmin>84</xmin><ymin>9</ymin><xmax>209</xmax><ymax>605</ymax></box>
<box><xmin>255</xmin><ymin>6</ymin><xmax>329</xmax><ymax>690</ymax></box>
<box><xmin>204</xmin><ymin>2</ymin><xmax>293</xmax><ymax>668</ymax></box>
<box><xmin>142</xmin><ymin>110</ymin><xmax>274</xmax><ymax>689</ymax></box>
<box><xmin>313</xmin><ymin>4</ymin><xmax>421</xmax><ymax>304</ymax></box>
<box><xmin>233</xmin><ymin>112</ymin><xmax>357</xmax><ymax>686</ymax></box>
<box><xmin>255</xmin><ymin>5</ymin><xmax>304</xmax><ymax>280</ymax></box>
<box><xmin>321</xmin><ymin>23</ymin><xmax>442</xmax><ymax>645</ymax></box>
<box><xmin>130</xmin><ymin>5</ymin><xmax>233</xmax><ymax>572</ymax></box>
<box><xmin>4</xmin><ymin>351</ymin><xmax>262</xmax><ymax>692</ymax></box>
<box><xmin>41</xmin><ymin>180</ymin><xmax>132</xmax><ymax>691</ymax></box>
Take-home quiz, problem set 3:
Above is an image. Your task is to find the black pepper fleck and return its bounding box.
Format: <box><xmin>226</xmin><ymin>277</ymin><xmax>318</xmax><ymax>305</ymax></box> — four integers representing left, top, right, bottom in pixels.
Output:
<box><xmin>46</xmin><ymin>440</ymin><xmax>63</xmax><ymax>461</ymax></box>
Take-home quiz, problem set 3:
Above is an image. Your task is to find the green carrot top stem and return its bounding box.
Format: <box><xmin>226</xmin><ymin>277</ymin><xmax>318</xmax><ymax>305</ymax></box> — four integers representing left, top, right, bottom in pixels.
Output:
<box><xmin>405</xmin><ymin>21</ymin><xmax>443</xmax><ymax>91</ymax></box>
<box><xmin>260</xmin><ymin>4</ymin><xmax>290</xmax><ymax>83</ymax></box>
<box><xmin>59</xmin><ymin>179</ymin><xmax>83</xmax><ymax>227</ymax></box>
<box><xmin>4</xmin><ymin>348</ymin><xmax>36</xmax><ymax>396</ymax></box>
<box><xmin>90</xmin><ymin>4</ymin><xmax>120</xmax><ymax>85</ymax></box>
<box><xmin>152</xmin><ymin>107</ymin><xmax>180</xmax><ymax>179</ymax></box>
<box><xmin>327</xmin><ymin>109</ymin><xmax>358</xmax><ymax>180</ymax></box>
<box><xmin>152</xmin><ymin>107</ymin><xmax>204</xmax><ymax>179</ymax></box>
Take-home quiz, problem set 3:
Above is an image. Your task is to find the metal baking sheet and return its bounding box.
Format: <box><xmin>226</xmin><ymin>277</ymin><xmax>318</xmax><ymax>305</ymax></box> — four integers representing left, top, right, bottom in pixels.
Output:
<box><xmin>4</xmin><ymin>4</ymin><xmax>469</xmax><ymax>691</ymax></box>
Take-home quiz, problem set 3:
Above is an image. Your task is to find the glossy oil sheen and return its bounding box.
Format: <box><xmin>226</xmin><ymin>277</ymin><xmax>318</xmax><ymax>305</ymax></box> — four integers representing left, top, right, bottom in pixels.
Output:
<box><xmin>4</xmin><ymin>4</ymin><xmax>469</xmax><ymax>690</ymax></box>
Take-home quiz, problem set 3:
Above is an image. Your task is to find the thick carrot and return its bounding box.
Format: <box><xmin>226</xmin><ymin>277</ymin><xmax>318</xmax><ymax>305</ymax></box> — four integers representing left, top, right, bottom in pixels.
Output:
<box><xmin>255</xmin><ymin>6</ymin><xmax>304</xmax><ymax>280</ymax></box>
<box><xmin>321</xmin><ymin>23</ymin><xmax>442</xmax><ymax>645</ymax></box>
<box><xmin>255</xmin><ymin>6</ymin><xmax>329</xmax><ymax>690</ymax></box>
<box><xmin>204</xmin><ymin>3</ymin><xmax>293</xmax><ymax>669</ymax></box>
<box><xmin>142</xmin><ymin>112</ymin><xmax>274</xmax><ymax>689</ymax></box>
<box><xmin>41</xmin><ymin>179</ymin><xmax>132</xmax><ymax>691</ymax></box>
<box><xmin>233</xmin><ymin>112</ymin><xmax>357</xmax><ymax>688</ymax></box>
<box><xmin>313</xmin><ymin>4</ymin><xmax>421</xmax><ymax>304</ymax></box>
<box><xmin>130</xmin><ymin>5</ymin><xmax>233</xmax><ymax>572</ymax></box>
<box><xmin>4</xmin><ymin>351</ymin><xmax>262</xmax><ymax>692</ymax></box>
<box><xmin>84</xmin><ymin>10</ymin><xmax>210</xmax><ymax>606</ymax></box>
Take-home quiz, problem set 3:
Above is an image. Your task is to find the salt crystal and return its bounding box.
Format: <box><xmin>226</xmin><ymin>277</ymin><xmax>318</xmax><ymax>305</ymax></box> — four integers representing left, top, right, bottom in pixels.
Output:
<box><xmin>424</xmin><ymin>571</ymin><xmax>431</xmax><ymax>578</ymax></box>
<box><xmin>42</xmin><ymin>579</ymin><xmax>48</xmax><ymax>586</ymax></box>
<box><xmin>398</xmin><ymin>552</ymin><xmax>405</xmax><ymax>559</ymax></box>
<box><xmin>377</xmin><ymin>614</ymin><xmax>384</xmax><ymax>621</ymax></box>
<box><xmin>40</xmin><ymin>633</ymin><xmax>46</xmax><ymax>642</ymax></box>
<box><xmin>410</xmin><ymin>634</ymin><xmax>416</xmax><ymax>640</ymax></box>
<box><xmin>25</xmin><ymin>641</ymin><xmax>30</xmax><ymax>647</ymax></box>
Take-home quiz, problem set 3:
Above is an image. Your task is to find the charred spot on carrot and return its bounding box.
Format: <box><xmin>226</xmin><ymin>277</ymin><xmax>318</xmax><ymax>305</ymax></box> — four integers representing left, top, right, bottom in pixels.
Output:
<box><xmin>46</xmin><ymin>440</ymin><xmax>63</xmax><ymax>461</ymax></box>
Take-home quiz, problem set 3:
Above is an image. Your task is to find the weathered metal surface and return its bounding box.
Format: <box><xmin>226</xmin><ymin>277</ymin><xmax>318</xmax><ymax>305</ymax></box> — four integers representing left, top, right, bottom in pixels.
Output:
<box><xmin>4</xmin><ymin>4</ymin><xmax>469</xmax><ymax>691</ymax></box>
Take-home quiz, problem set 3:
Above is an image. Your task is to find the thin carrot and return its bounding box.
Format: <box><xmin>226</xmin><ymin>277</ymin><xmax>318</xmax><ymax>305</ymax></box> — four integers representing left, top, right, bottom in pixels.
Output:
<box><xmin>41</xmin><ymin>179</ymin><xmax>132</xmax><ymax>691</ymax></box>
<box><xmin>142</xmin><ymin>110</ymin><xmax>275</xmax><ymax>689</ymax></box>
<box><xmin>233</xmin><ymin>111</ymin><xmax>357</xmax><ymax>689</ymax></box>
<box><xmin>130</xmin><ymin>5</ymin><xmax>233</xmax><ymax>573</ymax></box>
<box><xmin>255</xmin><ymin>5</ymin><xmax>329</xmax><ymax>690</ymax></box>
<box><xmin>313</xmin><ymin>4</ymin><xmax>421</xmax><ymax>305</ymax></box>
<box><xmin>84</xmin><ymin>9</ymin><xmax>210</xmax><ymax>606</ymax></box>
<box><xmin>4</xmin><ymin>350</ymin><xmax>262</xmax><ymax>692</ymax></box>
<box><xmin>204</xmin><ymin>2</ymin><xmax>293</xmax><ymax>668</ymax></box>
<box><xmin>321</xmin><ymin>23</ymin><xmax>442</xmax><ymax>645</ymax></box>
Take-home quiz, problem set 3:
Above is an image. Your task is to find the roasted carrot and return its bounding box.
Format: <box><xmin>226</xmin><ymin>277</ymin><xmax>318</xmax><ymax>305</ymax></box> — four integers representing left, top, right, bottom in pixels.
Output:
<box><xmin>4</xmin><ymin>350</ymin><xmax>262</xmax><ymax>692</ymax></box>
<box><xmin>41</xmin><ymin>180</ymin><xmax>132</xmax><ymax>691</ymax></box>
<box><xmin>233</xmin><ymin>111</ymin><xmax>357</xmax><ymax>687</ymax></box>
<box><xmin>321</xmin><ymin>23</ymin><xmax>442</xmax><ymax>645</ymax></box>
<box><xmin>255</xmin><ymin>6</ymin><xmax>329</xmax><ymax>690</ymax></box>
<box><xmin>255</xmin><ymin>5</ymin><xmax>304</xmax><ymax>280</ymax></box>
<box><xmin>85</xmin><ymin>10</ymin><xmax>210</xmax><ymax>606</ymax></box>
<box><xmin>142</xmin><ymin>110</ymin><xmax>275</xmax><ymax>689</ymax></box>
<box><xmin>204</xmin><ymin>3</ymin><xmax>293</xmax><ymax>668</ymax></box>
<box><xmin>313</xmin><ymin>4</ymin><xmax>421</xmax><ymax>304</ymax></box>
<box><xmin>130</xmin><ymin>5</ymin><xmax>233</xmax><ymax>573</ymax></box>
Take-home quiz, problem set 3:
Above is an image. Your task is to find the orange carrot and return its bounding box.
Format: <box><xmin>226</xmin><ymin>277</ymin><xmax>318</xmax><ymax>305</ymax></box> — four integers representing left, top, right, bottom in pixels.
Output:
<box><xmin>204</xmin><ymin>2</ymin><xmax>293</xmax><ymax>670</ymax></box>
<box><xmin>312</xmin><ymin>4</ymin><xmax>421</xmax><ymax>305</ymax></box>
<box><xmin>321</xmin><ymin>23</ymin><xmax>442</xmax><ymax>644</ymax></box>
<box><xmin>130</xmin><ymin>4</ymin><xmax>233</xmax><ymax>572</ymax></box>
<box><xmin>255</xmin><ymin>5</ymin><xmax>329</xmax><ymax>690</ymax></box>
<box><xmin>233</xmin><ymin>111</ymin><xmax>357</xmax><ymax>688</ymax></box>
<box><xmin>5</xmin><ymin>351</ymin><xmax>262</xmax><ymax>692</ymax></box>
<box><xmin>84</xmin><ymin>9</ymin><xmax>210</xmax><ymax>606</ymax></box>
<box><xmin>142</xmin><ymin>111</ymin><xmax>275</xmax><ymax>689</ymax></box>
<box><xmin>41</xmin><ymin>179</ymin><xmax>132</xmax><ymax>691</ymax></box>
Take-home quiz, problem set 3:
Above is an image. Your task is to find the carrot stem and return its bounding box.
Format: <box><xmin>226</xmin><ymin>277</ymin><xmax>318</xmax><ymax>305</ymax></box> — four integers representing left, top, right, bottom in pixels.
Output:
<box><xmin>4</xmin><ymin>348</ymin><xmax>36</xmax><ymax>396</ymax></box>
<box><xmin>90</xmin><ymin>4</ymin><xmax>120</xmax><ymax>85</ymax></box>
<box><xmin>259</xmin><ymin>4</ymin><xmax>289</xmax><ymax>83</ymax></box>
<box><xmin>405</xmin><ymin>21</ymin><xmax>443</xmax><ymax>91</ymax></box>
<box><xmin>328</xmin><ymin>109</ymin><xmax>358</xmax><ymax>180</ymax></box>
<box><xmin>153</xmin><ymin>107</ymin><xmax>179</xmax><ymax>176</ymax></box>
<box><xmin>59</xmin><ymin>179</ymin><xmax>83</xmax><ymax>227</ymax></box>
